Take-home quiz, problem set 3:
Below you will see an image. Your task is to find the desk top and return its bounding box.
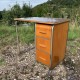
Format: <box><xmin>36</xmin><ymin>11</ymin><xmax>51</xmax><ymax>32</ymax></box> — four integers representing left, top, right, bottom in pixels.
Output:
<box><xmin>14</xmin><ymin>17</ymin><xmax>69</xmax><ymax>25</ymax></box>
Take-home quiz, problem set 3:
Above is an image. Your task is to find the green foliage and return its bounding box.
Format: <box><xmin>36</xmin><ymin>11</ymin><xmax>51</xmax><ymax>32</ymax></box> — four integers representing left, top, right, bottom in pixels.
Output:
<box><xmin>0</xmin><ymin>58</ymin><xmax>5</xmax><ymax>66</ymax></box>
<box><xmin>0</xmin><ymin>24</ymin><xmax>34</xmax><ymax>45</ymax></box>
<box><xmin>33</xmin><ymin>1</ymin><xmax>63</xmax><ymax>17</ymax></box>
<box><xmin>33</xmin><ymin>6</ymin><xmax>44</xmax><ymax>17</ymax></box>
<box><xmin>68</xmin><ymin>24</ymin><xmax>80</xmax><ymax>40</ymax></box>
<box><xmin>1</xmin><ymin>3</ymin><xmax>32</xmax><ymax>25</ymax></box>
<box><xmin>22</xmin><ymin>3</ymin><xmax>32</xmax><ymax>17</ymax></box>
<box><xmin>68</xmin><ymin>30</ymin><xmax>78</xmax><ymax>40</ymax></box>
<box><xmin>0</xmin><ymin>22</ymin><xmax>80</xmax><ymax>45</ymax></box>
<box><xmin>0</xmin><ymin>11</ymin><xmax>2</xmax><ymax>20</ymax></box>
<box><xmin>2</xmin><ymin>9</ymin><xmax>14</xmax><ymax>25</ymax></box>
<box><xmin>0</xmin><ymin>0</ymin><xmax>80</xmax><ymax>36</ymax></box>
<box><xmin>48</xmin><ymin>0</ymin><xmax>80</xmax><ymax>7</ymax></box>
<box><xmin>33</xmin><ymin>0</ymin><xmax>80</xmax><ymax>23</ymax></box>
<box><xmin>2</xmin><ymin>4</ymin><xmax>22</xmax><ymax>25</ymax></box>
<box><xmin>1</xmin><ymin>1</ymin><xmax>80</xmax><ymax>26</ymax></box>
<box><xmin>18</xmin><ymin>25</ymin><xmax>35</xmax><ymax>44</ymax></box>
<box><xmin>11</xmin><ymin>4</ymin><xmax>22</xmax><ymax>18</ymax></box>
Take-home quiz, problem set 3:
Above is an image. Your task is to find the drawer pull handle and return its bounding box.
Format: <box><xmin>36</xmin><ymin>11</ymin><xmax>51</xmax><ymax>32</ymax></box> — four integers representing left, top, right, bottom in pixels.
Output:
<box><xmin>39</xmin><ymin>44</ymin><xmax>46</xmax><ymax>48</ymax></box>
<box><xmin>39</xmin><ymin>57</ymin><xmax>46</xmax><ymax>61</ymax></box>
<box><xmin>39</xmin><ymin>32</ymin><xmax>46</xmax><ymax>34</ymax></box>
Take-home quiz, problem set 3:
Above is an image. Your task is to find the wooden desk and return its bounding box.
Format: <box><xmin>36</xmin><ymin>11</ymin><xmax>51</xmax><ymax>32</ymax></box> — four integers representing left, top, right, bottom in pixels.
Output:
<box><xmin>14</xmin><ymin>17</ymin><xmax>69</xmax><ymax>69</ymax></box>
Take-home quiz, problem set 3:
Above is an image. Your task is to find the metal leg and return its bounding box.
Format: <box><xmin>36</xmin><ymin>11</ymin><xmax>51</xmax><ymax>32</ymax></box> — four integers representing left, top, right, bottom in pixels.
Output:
<box><xmin>15</xmin><ymin>21</ymin><xmax>20</xmax><ymax>55</ymax></box>
<box><xmin>44</xmin><ymin>69</ymin><xmax>53</xmax><ymax>80</ymax></box>
<box><xmin>15</xmin><ymin>21</ymin><xmax>20</xmax><ymax>79</ymax></box>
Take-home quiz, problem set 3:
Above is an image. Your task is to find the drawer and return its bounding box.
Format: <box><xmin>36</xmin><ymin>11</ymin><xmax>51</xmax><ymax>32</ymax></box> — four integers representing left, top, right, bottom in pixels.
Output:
<box><xmin>36</xmin><ymin>50</ymin><xmax>50</xmax><ymax>66</ymax></box>
<box><xmin>36</xmin><ymin>24</ymin><xmax>52</xmax><ymax>39</ymax></box>
<box><xmin>36</xmin><ymin>37</ymin><xmax>50</xmax><ymax>53</ymax></box>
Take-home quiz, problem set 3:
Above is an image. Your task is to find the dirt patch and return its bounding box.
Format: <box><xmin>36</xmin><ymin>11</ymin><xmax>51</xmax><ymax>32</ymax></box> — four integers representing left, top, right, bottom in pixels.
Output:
<box><xmin>0</xmin><ymin>39</ymin><xmax>80</xmax><ymax>80</ymax></box>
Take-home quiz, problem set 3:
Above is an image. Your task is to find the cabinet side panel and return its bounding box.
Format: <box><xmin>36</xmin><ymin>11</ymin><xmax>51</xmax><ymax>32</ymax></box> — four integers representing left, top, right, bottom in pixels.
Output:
<box><xmin>51</xmin><ymin>22</ymin><xmax>69</xmax><ymax>68</ymax></box>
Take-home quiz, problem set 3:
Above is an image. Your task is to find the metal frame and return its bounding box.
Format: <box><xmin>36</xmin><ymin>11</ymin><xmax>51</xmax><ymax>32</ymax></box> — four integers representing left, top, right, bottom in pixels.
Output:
<box><xmin>15</xmin><ymin>20</ymin><xmax>20</xmax><ymax>78</ymax></box>
<box><xmin>15</xmin><ymin>21</ymin><xmax>20</xmax><ymax>58</ymax></box>
<box><xmin>35</xmin><ymin>23</ymin><xmax>37</xmax><ymax>60</ymax></box>
<box><xmin>64</xmin><ymin>22</ymin><xmax>69</xmax><ymax>60</ymax></box>
<box><xmin>50</xmin><ymin>25</ymin><xmax>54</xmax><ymax>69</ymax></box>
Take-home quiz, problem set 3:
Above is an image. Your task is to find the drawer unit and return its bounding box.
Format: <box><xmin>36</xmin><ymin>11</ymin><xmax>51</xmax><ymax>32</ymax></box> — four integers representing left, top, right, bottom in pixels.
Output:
<box><xmin>36</xmin><ymin>50</ymin><xmax>50</xmax><ymax>66</ymax></box>
<box><xmin>36</xmin><ymin>24</ymin><xmax>52</xmax><ymax>39</ymax></box>
<box><xmin>36</xmin><ymin>37</ymin><xmax>50</xmax><ymax>53</ymax></box>
<box><xmin>36</xmin><ymin>22</ymin><xmax>69</xmax><ymax>69</ymax></box>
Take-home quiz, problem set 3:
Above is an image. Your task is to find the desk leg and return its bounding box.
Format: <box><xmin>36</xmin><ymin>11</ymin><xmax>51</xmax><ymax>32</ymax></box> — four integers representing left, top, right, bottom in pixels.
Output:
<box><xmin>44</xmin><ymin>69</ymin><xmax>53</xmax><ymax>80</ymax></box>
<box><xmin>15</xmin><ymin>21</ymin><xmax>20</xmax><ymax>79</ymax></box>
<box><xmin>15</xmin><ymin>21</ymin><xmax>20</xmax><ymax>55</ymax></box>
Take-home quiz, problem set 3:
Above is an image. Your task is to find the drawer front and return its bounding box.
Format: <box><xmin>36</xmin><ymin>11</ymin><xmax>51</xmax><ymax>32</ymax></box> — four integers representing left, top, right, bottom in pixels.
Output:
<box><xmin>36</xmin><ymin>50</ymin><xmax>50</xmax><ymax>66</ymax></box>
<box><xmin>36</xmin><ymin>24</ymin><xmax>52</xmax><ymax>39</ymax></box>
<box><xmin>36</xmin><ymin>37</ymin><xmax>50</xmax><ymax>53</ymax></box>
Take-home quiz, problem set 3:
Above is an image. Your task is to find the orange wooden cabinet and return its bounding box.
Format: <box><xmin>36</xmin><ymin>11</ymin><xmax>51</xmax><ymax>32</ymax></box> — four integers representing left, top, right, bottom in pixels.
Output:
<box><xmin>35</xmin><ymin>22</ymin><xmax>69</xmax><ymax>69</ymax></box>
<box><xmin>14</xmin><ymin>17</ymin><xmax>69</xmax><ymax>69</ymax></box>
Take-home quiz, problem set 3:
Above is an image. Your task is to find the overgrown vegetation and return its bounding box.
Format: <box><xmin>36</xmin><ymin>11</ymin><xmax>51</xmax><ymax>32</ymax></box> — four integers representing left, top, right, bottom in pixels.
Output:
<box><xmin>0</xmin><ymin>0</ymin><xmax>80</xmax><ymax>25</ymax></box>
<box><xmin>33</xmin><ymin>0</ymin><xmax>80</xmax><ymax>18</ymax></box>
<box><xmin>68</xmin><ymin>23</ymin><xmax>80</xmax><ymax>40</ymax></box>
<box><xmin>0</xmin><ymin>0</ymin><xmax>80</xmax><ymax>41</ymax></box>
<box><xmin>0</xmin><ymin>22</ymin><xmax>79</xmax><ymax>46</ymax></box>
<box><xmin>0</xmin><ymin>58</ymin><xmax>5</xmax><ymax>66</ymax></box>
<box><xmin>0</xmin><ymin>3</ymin><xmax>32</xmax><ymax>25</ymax></box>
<box><xmin>0</xmin><ymin>23</ymin><xmax>35</xmax><ymax>46</ymax></box>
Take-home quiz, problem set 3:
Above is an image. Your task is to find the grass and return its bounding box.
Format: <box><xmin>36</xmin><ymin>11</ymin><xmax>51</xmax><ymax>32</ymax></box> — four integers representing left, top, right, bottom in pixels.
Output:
<box><xmin>0</xmin><ymin>23</ymin><xmax>80</xmax><ymax>46</ymax></box>
<box><xmin>0</xmin><ymin>58</ymin><xmax>5</xmax><ymax>66</ymax></box>
<box><xmin>67</xmin><ymin>23</ymin><xmax>80</xmax><ymax>55</ymax></box>
<box><xmin>18</xmin><ymin>25</ymin><xmax>35</xmax><ymax>44</ymax></box>
<box><xmin>67</xmin><ymin>41</ymin><xmax>77</xmax><ymax>54</ymax></box>
<box><xmin>0</xmin><ymin>23</ymin><xmax>35</xmax><ymax>46</ymax></box>
<box><xmin>68</xmin><ymin>24</ymin><xmax>80</xmax><ymax>40</ymax></box>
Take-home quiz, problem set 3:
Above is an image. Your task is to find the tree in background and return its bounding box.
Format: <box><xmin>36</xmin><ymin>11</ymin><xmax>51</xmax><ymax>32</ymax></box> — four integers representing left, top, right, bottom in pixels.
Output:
<box><xmin>22</xmin><ymin>3</ymin><xmax>32</xmax><ymax>17</ymax></box>
<box><xmin>2</xmin><ymin>3</ymin><xmax>32</xmax><ymax>25</ymax></box>
<box><xmin>33</xmin><ymin>0</ymin><xmax>80</xmax><ymax>26</ymax></box>
<box><xmin>0</xmin><ymin>11</ymin><xmax>2</xmax><ymax>20</ymax></box>
<box><xmin>11</xmin><ymin>4</ymin><xmax>22</xmax><ymax>18</ymax></box>
<box><xmin>2</xmin><ymin>4</ymin><xmax>22</xmax><ymax>25</ymax></box>
<box><xmin>1</xmin><ymin>0</ymin><xmax>80</xmax><ymax>26</ymax></box>
<box><xmin>2</xmin><ymin>9</ymin><xmax>13</xmax><ymax>25</ymax></box>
